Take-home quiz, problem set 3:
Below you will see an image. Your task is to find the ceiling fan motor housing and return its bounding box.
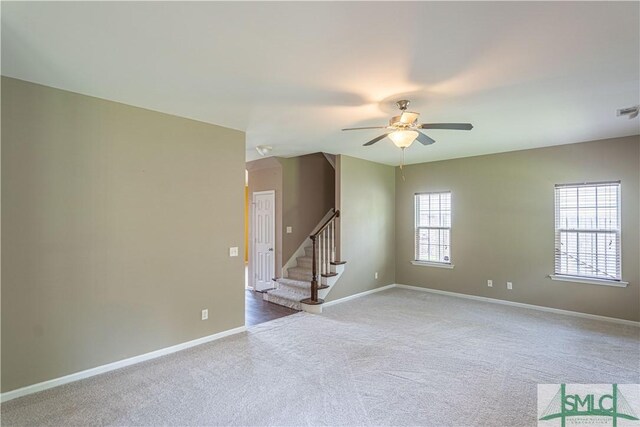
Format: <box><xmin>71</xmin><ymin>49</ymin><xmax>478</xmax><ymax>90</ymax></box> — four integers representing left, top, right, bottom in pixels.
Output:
<box><xmin>390</xmin><ymin>114</ymin><xmax>419</xmax><ymax>127</ymax></box>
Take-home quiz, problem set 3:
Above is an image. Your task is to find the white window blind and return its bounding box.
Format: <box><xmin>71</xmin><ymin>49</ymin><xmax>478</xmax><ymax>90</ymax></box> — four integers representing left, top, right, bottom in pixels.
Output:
<box><xmin>415</xmin><ymin>192</ymin><xmax>451</xmax><ymax>264</ymax></box>
<box><xmin>554</xmin><ymin>182</ymin><xmax>621</xmax><ymax>281</ymax></box>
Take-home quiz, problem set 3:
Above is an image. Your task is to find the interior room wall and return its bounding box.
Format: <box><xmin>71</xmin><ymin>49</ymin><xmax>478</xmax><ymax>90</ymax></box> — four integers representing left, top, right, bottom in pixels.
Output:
<box><xmin>280</xmin><ymin>153</ymin><xmax>335</xmax><ymax>265</ymax></box>
<box><xmin>1</xmin><ymin>77</ymin><xmax>246</xmax><ymax>392</ymax></box>
<box><xmin>395</xmin><ymin>135</ymin><xmax>640</xmax><ymax>321</ymax></box>
<box><xmin>329</xmin><ymin>155</ymin><xmax>396</xmax><ymax>301</ymax></box>
<box><xmin>246</xmin><ymin>158</ymin><xmax>283</xmax><ymax>284</ymax></box>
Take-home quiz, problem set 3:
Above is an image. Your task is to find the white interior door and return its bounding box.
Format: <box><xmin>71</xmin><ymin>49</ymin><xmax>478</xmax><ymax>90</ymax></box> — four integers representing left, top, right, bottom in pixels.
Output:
<box><xmin>252</xmin><ymin>191</ymin><xmax>275</xmax><ymax>291</ymax></box>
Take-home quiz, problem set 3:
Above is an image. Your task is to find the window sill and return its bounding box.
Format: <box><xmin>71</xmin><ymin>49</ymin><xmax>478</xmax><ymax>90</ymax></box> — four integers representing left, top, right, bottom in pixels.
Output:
<box><xmin>411</xmin><ymin>261</ymin><xmax>454</xmax><ymax>269</ymax></box>
<box><xmin>548</xmin><ymin>274</ymin><xmax>628</xmax><ymax>288</ymax></box>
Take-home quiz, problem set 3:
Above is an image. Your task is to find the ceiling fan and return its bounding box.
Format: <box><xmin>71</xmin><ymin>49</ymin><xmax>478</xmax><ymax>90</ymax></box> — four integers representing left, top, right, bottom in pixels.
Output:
<box><xmin>342</xmin><ymin>100</ymin><xmax>473</xmax><ymax>148</ymax></box>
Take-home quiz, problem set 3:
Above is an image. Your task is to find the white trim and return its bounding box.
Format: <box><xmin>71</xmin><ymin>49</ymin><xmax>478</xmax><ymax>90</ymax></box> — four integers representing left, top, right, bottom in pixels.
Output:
<box><xmin>300</xmin><ymin>301</ymin><xmax>323</xmax><ymax>314</ymax></box>
<box><xmin>251</xmin><ymin>190</ymin><xmax>276</xmax><ymax>290</ymax></box>
<box><xmin>548</xmin><ymin>274</ymin><xmax>628</xmax><ymax>287</ymax></box>
<box><xmin>411</xmin><ymin>260</ymin><xmax>454</xmax><ymax>269</ymax></box>
<box><xmin>414</xmin><ymin>191</ymin><xmax>453</xmax><ymax>267</ymax></box>
<box><xmin>323</xmin><ymin>284</ymin><xmax>396</xmax><ymax>307</ymax></box>
<box><xmin>394</xmin><ymin>284</ymin><xmax>639</xmax><ymax>327</ymax></box>
<box><xmin>0</xmin><ymin>326</ymin><xmax>247</xmax><ymax>403</ymax></box>
<box><xmin>554</xmin><ymin>182</ymin><xmax>622</xmax><ymax>282</ymax></box>
<box><xmin>6</xmin><ymin>284</ymin><xmax>637</xmax><ymax>403</ymax></box>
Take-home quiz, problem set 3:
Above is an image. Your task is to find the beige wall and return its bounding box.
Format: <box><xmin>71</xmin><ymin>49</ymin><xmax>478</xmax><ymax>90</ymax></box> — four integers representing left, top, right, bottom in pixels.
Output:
<box><xmin>280</xmin><ymin>153</ymin><xmax>335</xmax><ymax>265</ymax></box>
<box><xmin>1</xmin><ymin>77</ymin><xmax>246</xmax><ymax>392</ymax></box>
<box><xmin>329</xmin><ymin>155</ymin><xmax>395</xmax><ymax>301</ymax></box>
<box><xmin>395</xmin><ymin>136</ymin><xmax>640</xmax><ymax>321</ymax></box>
<box><xmin>246</xmin><ymin>158</ymin><xmax>283</xmax><ymax>280</ymax></box>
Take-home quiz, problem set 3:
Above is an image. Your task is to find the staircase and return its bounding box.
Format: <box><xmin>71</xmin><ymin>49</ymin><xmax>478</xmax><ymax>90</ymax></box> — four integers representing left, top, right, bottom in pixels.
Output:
<box><xmin>262</xmin><ymin>246</ymin><xmax>316</xmax><ymax>310</ymax></box>
<box><xmin>263</xmin><ymin>210</ymin><xmax>345</xmax><ymax>313</ymax></box>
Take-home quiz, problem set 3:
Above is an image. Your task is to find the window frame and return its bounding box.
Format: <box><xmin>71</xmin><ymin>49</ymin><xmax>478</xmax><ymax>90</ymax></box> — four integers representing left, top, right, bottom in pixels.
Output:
<box><xmin>550</xmin><ymin>181</ymin><xmax>627</xmax><ymax>287</ymax></box>
<box><xmin>413</xmin><ymin>191</ymin><xmax>453</xmax><ymax>267</ymax></box>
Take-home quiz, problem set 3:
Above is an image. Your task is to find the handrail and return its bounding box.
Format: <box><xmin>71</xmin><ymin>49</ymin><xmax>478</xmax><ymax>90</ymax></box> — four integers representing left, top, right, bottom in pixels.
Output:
<box><xmin>310</xmin><ymin>209</ymin><xmax>339</xmax><ymax>239</ymax></box>
<box><xmin>300</xmin><ymin>209</ymin><xmax>340</xmax><ymax>306</ymax></box>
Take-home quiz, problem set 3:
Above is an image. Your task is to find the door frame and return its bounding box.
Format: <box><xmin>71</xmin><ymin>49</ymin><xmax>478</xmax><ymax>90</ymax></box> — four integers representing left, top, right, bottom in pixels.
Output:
<box><xmin>250</xmin><ymin>190</ymin><xmax>276</xmax><ymax>291</ymax></box>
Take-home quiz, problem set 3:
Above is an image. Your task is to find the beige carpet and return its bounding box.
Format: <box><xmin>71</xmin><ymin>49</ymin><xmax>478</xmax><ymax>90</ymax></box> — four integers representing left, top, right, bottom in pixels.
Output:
<box><xmin>2</xmin><ymin>288</ymin><xmax>639</xmax><ymax>426</ymax></box>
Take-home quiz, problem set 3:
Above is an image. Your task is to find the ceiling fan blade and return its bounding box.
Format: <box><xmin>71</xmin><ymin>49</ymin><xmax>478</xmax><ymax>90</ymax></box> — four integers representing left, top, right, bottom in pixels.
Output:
<box><xmin>416</xmin><ymin>131</ymin><xmax>436</xmax><ymax>146</ymax></box>
<box><xmin>342</xmin><ymin>126</ymin><xmax>387</xmax><ymax>131</ymax></box>
<box><xmin>419</xmin><ymin>123</ymin><xmax>473</xmax><ymax>130</ymax></box>
<box><xmin>400</xmin><ymin>111</ymin><xmax>420</xmax><ymax>124</ymax></box>
<box><xmin>363</xmin><ymin>133</ymin><xmax>390</xmax><ymax>146</ymax></box>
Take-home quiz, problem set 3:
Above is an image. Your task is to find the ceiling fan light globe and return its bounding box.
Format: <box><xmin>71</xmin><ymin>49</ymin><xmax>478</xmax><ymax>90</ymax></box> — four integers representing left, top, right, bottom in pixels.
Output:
<box><xmin>389</xmin><ymin>130</ymin><xmax>418</xmax><ymax>148</ymax></box>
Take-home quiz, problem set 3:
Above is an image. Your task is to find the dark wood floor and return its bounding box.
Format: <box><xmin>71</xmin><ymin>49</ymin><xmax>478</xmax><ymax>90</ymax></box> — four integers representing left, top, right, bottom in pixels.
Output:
<box><xmin>245</xmin><ymin>289</ymin><xmax>298</xmax><ymax>326</ymax></box>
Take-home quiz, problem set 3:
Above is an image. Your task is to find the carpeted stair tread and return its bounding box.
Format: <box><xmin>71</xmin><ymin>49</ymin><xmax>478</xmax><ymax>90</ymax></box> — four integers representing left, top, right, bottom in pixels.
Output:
<box><xmin>296</xmin><ymin>256</ymin><xmax>313</xmax><ymax>268</ymax></box>
<box><xmin>275</xmin><ymin>279</ymin><xmax>312</xmax><ymax>297</ymax></box>
<box><xmin>264</xmin><ymin>288</ymin><xmax>303</xmax><ymax>310</ymax></box>
<box><xmin>277</xmin><ymin>278</ymin><xmax>312</xmax><ymax>289</ymax></box>
<box><xmin>288</xmin><ymin>266</ymin><xmax>311</xmax><ymax>274</ymax></box>
<box><xmin>287</xmin><ymin>266</ymin><xmax>313</xmax><ymax>281</ymax></box>
<box><xmin>266</xmin><ymin>245</ymin><xmax>340</xmax><ymax>309</ymax></box>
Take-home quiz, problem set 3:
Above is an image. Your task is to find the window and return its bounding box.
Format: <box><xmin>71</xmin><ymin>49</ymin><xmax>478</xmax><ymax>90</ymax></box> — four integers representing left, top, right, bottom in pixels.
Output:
<box><xmin>415</xmin><ymin>192</ymin><xmax>451</xmax><ymax>264</ymax></box>
<box><xmin>554</xmin><ymin>182</ymin><xmax>621</xmax><ymax>282</ymax></box>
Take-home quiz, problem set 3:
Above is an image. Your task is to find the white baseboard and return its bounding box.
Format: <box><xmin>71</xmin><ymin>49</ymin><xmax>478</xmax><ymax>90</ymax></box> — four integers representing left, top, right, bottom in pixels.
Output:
<box><xmin>323</xmin><ymin>284</ymin><xmax>396</xmax><ymax>307</ymax></box>
<box><xmin>395</xmin><ymin>284</ymin><xmax>639</xmax><ymax>327</ymax></box>
<box><xmin>1</xmin><ymin>326</ymin><xmax>247</xmax><ymax>403</ymax></box>
<box><xmin>5</xmin><ymin>284</ymin><xmax>636</xmax><ymax>403</ymax></box>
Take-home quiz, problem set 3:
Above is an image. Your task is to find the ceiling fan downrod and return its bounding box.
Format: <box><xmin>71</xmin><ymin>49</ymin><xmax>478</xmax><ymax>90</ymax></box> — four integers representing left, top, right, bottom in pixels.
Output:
<box><xmin>396</xmin><ymin>100</ymin><xmax>410</xmax><ymax>111</ymax></box>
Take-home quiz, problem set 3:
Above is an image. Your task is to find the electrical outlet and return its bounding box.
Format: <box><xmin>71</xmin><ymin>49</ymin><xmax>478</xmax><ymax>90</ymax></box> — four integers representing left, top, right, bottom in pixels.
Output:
<box><xmin>229</xmin><ymin>247</ymin><xmax>238</xmax><ymax>257</ymax></box>
<box><xmin>286</xmin><ymin>226</ymin><xmax>292</xmax><ymax>234</ymax></box>
<box><xmin>201</xmin><ymin>309</ymin><xmax>208</xmax><ymax>320</ymax></box>
<box><xmin>507</xmin><ymin>282</ymin><xmax>513</xmax><ymax>290</ymax></box>
<box><xmin>487</xmin><ymin>279</ymin><xmax>493</xmax><ymax>287</ymax></box>
<box><xmin>375</xmin><ymin>272</ymin><xmax>379</xmax><ymax>279</ymax></box>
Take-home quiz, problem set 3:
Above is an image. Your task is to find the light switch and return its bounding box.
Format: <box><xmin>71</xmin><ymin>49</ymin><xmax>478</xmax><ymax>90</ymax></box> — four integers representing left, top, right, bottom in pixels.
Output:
<box><xmin>229</xmin><ymin>247</ymin><xmax>239</xmax><ymax>257</ymax></box>
<box><xmin>286</xmin><ymin>226</ymin><xmax>292</xmax><ymax>234</ymax></box>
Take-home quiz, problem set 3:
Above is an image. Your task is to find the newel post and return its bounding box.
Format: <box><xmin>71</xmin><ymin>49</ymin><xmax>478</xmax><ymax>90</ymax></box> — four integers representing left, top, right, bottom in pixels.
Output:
<box><xmin>310</xmin><ymin>234</ymin><xmax>318</xmax><ymax>302</ymax></box>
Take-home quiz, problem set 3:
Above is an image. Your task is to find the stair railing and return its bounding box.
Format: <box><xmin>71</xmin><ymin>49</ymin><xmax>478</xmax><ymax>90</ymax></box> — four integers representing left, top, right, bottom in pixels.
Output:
<box><xmin>300</xmin><ymin>209</ymin><xmax>340</xmax><ymax>306</ymax></box>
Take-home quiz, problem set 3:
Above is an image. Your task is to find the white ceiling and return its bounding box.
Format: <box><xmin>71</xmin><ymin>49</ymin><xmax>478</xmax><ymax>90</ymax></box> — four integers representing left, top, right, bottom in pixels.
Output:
<box><xmin>2</xmin><ymin>2</ymin><xmax>639</xmax><ymax>165</ymax></box>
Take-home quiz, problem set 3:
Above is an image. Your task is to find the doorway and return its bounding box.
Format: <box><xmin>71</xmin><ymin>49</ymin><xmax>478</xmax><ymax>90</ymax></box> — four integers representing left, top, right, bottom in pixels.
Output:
<box><xmin>251</xmin><ymin>190</ymin><xmax>275</xmax><ymax>291</ymax></box>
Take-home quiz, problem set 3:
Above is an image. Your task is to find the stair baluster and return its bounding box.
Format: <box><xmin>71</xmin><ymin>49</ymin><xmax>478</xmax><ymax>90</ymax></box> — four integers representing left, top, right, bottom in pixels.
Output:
<box><xmin>321</xmin><ymin>229</ymin><xmax>326</xmax><ymax>275</ymax></box>
<box><xmin>330</xmin><ymin>220</ymin><xmax>334</xmax><ymax>262</ymax></box>
<box><xmin>301</xmin><ymin>209</ymin><xmax>340</xmax><ymax>306</ymax></box>
<box><xmin>318</xmin><ymin>234</ymin><xmax>322</xmax><ymax>277</ymax></box>
<box><xmin>322</xmin><ymin>228</ymin><xmax>327</xmax><ymax>275</ymax></box>
<box><xmin>326</xmin><ymin>227</ymin><xmax>330</xmax><ymax>273</ymax></box>
<box><xmin>332</xmin><ymin>220</ymin><xmax>336</xmax><ymax>262</ymax></box>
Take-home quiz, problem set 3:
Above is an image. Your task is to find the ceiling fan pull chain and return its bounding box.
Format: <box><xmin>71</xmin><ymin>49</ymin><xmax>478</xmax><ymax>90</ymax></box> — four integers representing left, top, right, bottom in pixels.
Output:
<box><xmin>400</xmin><ymin>148</ymin><xmax>406</xmax><ymax>182</ymax></box>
